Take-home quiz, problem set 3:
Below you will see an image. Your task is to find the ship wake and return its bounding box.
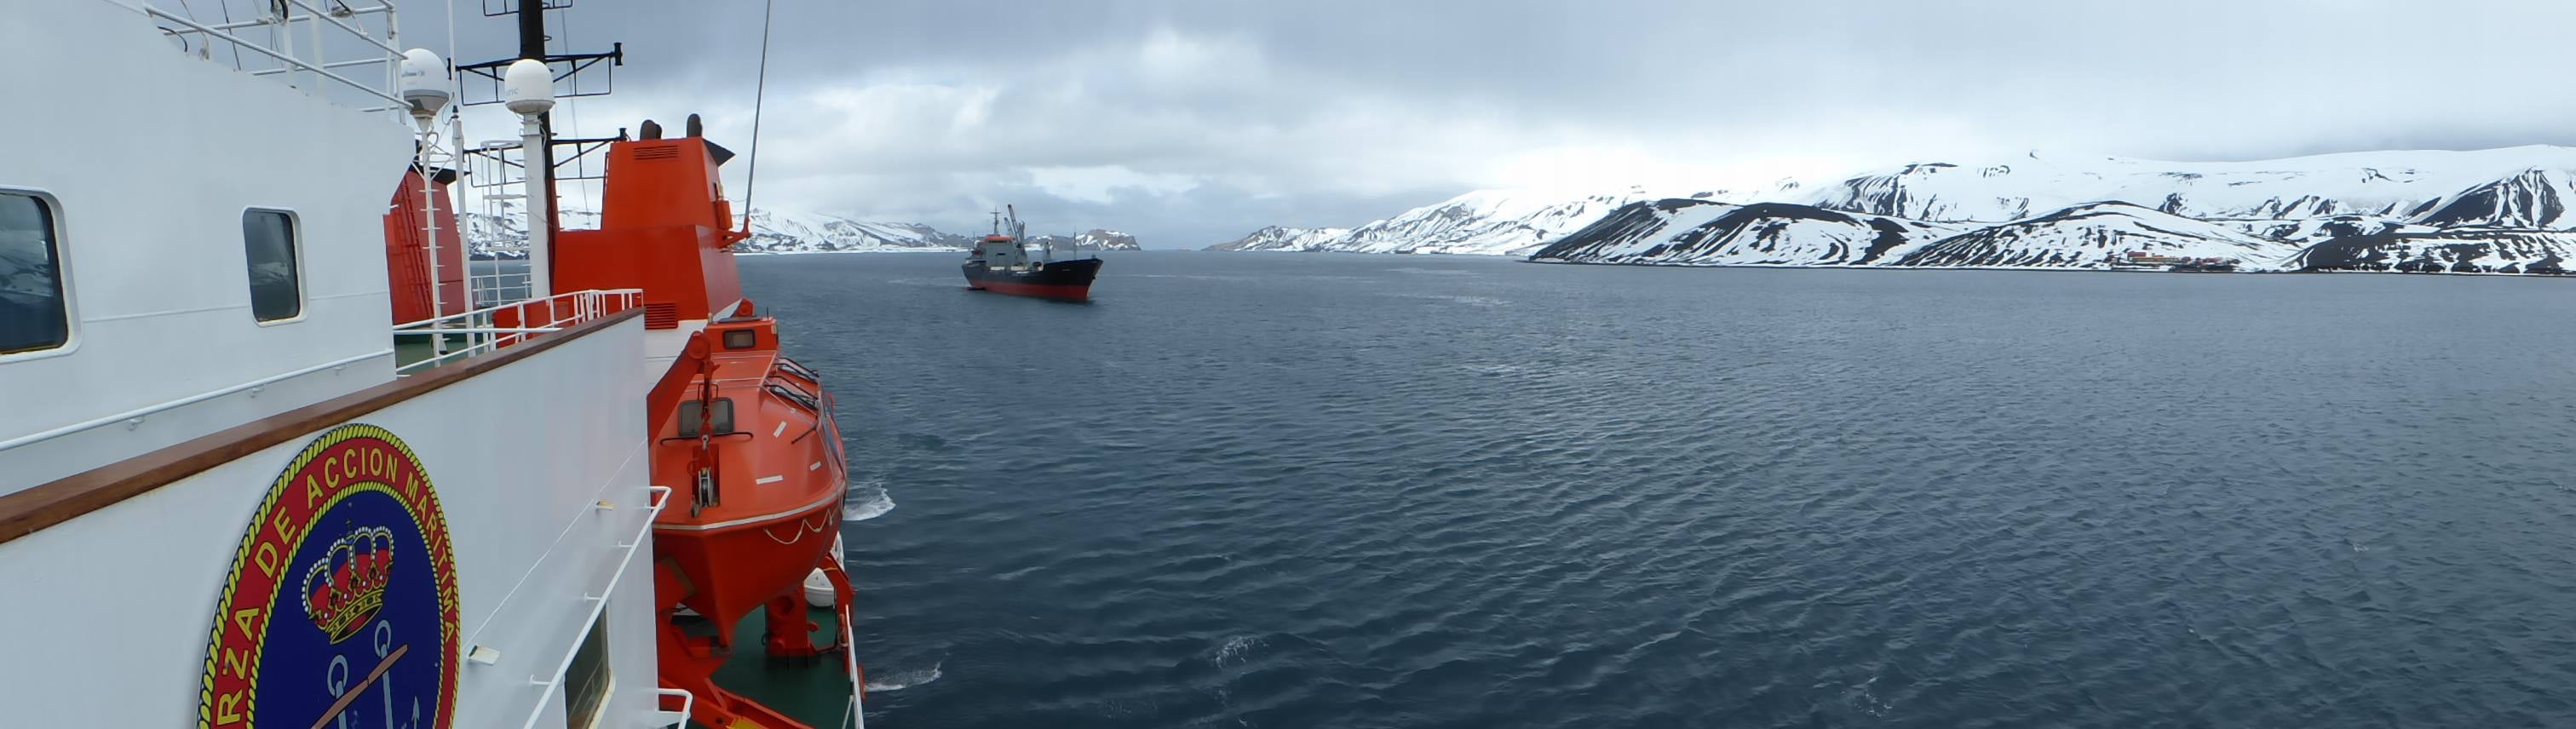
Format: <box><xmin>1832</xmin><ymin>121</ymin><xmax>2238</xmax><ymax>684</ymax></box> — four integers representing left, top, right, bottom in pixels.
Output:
<box><xmin>863</xmin><ymin>662</ymin><xmax>942</xmax><ymax>692</ymax></box>
<box><xmin>845</xmin><ymin>481</ymin><xmax>896</xmax><ymax>522</ymax></box>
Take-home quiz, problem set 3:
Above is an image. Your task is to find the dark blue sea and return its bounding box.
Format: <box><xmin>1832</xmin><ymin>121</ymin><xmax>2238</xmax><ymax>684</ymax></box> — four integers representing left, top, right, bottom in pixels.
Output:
<box><xmin>742</xmin><ymin>251</ymin><xmax>2576</xmax><ymax>728</ymax></box>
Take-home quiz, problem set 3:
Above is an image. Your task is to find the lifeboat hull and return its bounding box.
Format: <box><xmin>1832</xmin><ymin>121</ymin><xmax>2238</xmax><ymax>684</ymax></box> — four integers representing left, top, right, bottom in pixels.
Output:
<box><xmin>653</xmin><ymin>502</ymin><xmax>842</xmax><ymax>646</ymax></box>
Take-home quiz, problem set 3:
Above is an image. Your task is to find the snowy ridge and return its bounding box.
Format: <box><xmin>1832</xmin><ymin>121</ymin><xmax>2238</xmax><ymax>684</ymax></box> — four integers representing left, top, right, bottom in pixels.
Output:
<box><xmin>2292</xmin><ymin>230</ymin><xmax>2576</xmax><ymax>274</ymax></box>
<box><xmin>1027</xmin><ymin>229</ymin><xmax>1144</xmax><ymax>251</ymax></box>
<box><xmin>1804</xmin><ymin>146</ymin><xmax>2576</xmax><ymax>226</ymax></box>
<box><xmin>1895</xmin><ymin>203</ymin><xmax>2292</xmax><ymax>269</ymax></box>
<box><xmin>465</xmin><ymin>205</ymin><xmax>979</xmax><ymax>257</ymax></box>
<box><xmin>1529</xmin><ymin>199</ymin><xmax>1963</xmax><ymax>267</ymax></box>
<box><xmin>1207</xmin><ymin>225</ymin><xmax>1354</xmax><ymax>251</ymax></box>
<box><xmin>1078</xmin><ymin>229</ymin><xmax>1143</xmax><ymax>250</ymax></box>
<box><xmin>735</xmin><ymin>208</ymin><xmax>976</xmax><ymax>253</ymax></box>
<box><xmin>1205</xmin><ymin>188</ymin><xmax>1655</xmax><ymax>255</ymax></box>
<box><xmin>1529</xmin><ymin>200</ymin><xmax>2293</xmax><ymax>270</ymax></box>
<box><xmin>2410</xmin><ymin>169</ymin><xmax>2573</xmax><ymax>229</ymax></box>
<box><xmin>1230</xmin><ymin>146</ymin><xmax>2576</xmax><ymax>274</ymax></box>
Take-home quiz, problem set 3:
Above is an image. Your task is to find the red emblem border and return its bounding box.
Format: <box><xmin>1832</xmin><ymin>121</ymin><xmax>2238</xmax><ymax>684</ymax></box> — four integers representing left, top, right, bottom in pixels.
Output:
<box><xmin>194</xmin><ymin>423</ymin><xmax>460</xmax><ymax>729</ymax></box>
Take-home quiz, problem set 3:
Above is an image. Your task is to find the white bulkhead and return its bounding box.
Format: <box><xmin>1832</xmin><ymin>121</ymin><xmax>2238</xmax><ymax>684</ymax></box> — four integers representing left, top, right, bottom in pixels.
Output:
<box><xmin>0</xmin><ymin>0</ymin><xmax>412</xmax><ymax>491</ymax></box>
<box><xmin>0</xmin><ymin>2</ymin><xmax>677</xmax><ymax>726</ymax></box>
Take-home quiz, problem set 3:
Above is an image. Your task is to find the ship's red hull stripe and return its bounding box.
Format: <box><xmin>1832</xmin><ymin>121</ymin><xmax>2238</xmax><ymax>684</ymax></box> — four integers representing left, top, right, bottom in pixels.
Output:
<box><xmin>969</xmin><ymin>280</ymin><xmax>1092</xmax><ymax>301</ymax></box>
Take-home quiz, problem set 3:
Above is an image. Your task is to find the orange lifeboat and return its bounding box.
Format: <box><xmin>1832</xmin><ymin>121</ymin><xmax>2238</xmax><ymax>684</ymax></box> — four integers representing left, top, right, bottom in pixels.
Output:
<box><xmin>552</xmin><ymin>121</ymin><xmax>857</xmax><ymax>728</ymax></box>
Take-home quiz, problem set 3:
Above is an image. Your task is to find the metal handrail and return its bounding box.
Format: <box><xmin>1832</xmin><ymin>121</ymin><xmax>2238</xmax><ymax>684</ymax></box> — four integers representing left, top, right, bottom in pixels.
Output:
<box><xmin>391</xmin><ymin>288</ymin><xmax>621</xmax><ymax>328</ymax></box>
<box><xmin>170</xmin><ymin>3</ymin><xmax>394</xmax><ymax>34</ymax></box>
<box><xmin>250</xmin><ymin>56</ymin><xmax>394</xmax><ymax>77</ymax></box>
<box><xmin>517</xmin><ymin>485</ymin><xmax>672</xmax><ymax>729</ymax></box>
<box><xmin>651</xmin><ymin>687</ymin><xmax>696</xmax><ymax>729</ymax></box>
<box><xmin>278</xmin><ymin>0</ymin><xmax>402</xmax><ymax>56</ymax></box>
<box><xmin>141</xmin><ymin>3</ymin><xmax>404</xmax><ymax>106</ymax></box>
<box><xmin>845</xmin><ymin>607</ymin><xmax>867</xmax><ymax>729</ymax></box>
<box><xmin>0</xmin><ymin>348</ymin><xmax>388</xmax><ymax>453</ymax></box>
<box><xmin>393</xmin><ymin>289</ymin><xmax>641</xmax><ymax>374</ymax></box>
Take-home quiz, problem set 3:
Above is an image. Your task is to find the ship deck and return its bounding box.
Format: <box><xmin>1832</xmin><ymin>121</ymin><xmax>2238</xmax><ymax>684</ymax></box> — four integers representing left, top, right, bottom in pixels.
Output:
<box><xmin>391</xmin><ymin>333</ymin><xmax>475</xmax><ymax>371</ymax></box>
<box><xmin>688</xmin><ymin>606</ymin><xmax>863</xmax><ymax>729</ymax></box>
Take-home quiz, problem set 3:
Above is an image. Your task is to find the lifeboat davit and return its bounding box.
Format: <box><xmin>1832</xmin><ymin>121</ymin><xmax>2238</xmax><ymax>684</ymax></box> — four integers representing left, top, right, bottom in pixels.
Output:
<box><xmin>549</xmin><ymin>123</ymin><xmax>859</xmax><ymax>728</ymax></box>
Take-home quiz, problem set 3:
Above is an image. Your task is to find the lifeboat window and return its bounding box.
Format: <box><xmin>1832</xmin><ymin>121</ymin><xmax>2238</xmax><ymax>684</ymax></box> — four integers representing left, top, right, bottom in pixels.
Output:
<box><xmin>767</xmin><ymin>382</ymin><xmax>820</xmax><ymax>412</ymax></box>
<box><xmin>0</xmin><ymin>192</ymin><xmax>69</xmax><ymax>355</ymax></box>
<box><xmin>563</xmin><ymin>614</ymin><xmax>612</xmax><ymax>729</ymax></box>
<box><xmin>242</xmin><ymin>209</ymin><xmax>302</xmax><ymax>322</ymax></box>
<box><xmin>722</xmin><ymin>329</ymin><xmax>756</xmax><ymax>350</ymax></box>
<box><xmin>677</xmin><ymin>398</ymin><xmax>736</xmax><ymax>437</ymax></box>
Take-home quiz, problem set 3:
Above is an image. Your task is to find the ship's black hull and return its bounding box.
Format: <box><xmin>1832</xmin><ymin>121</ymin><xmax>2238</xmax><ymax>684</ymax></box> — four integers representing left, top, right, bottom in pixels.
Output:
<box><xmin>963</xmin><ymin>257</ymin><xmax>1101</xmax><ymax>301</ymax></box>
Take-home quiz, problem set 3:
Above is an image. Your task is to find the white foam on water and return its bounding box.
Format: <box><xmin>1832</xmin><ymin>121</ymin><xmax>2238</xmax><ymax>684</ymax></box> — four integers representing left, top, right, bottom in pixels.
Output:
<box><xmin>1389</xmin><ymin>292</ymin><xmax>1507</xmax><ymax>307</ymax></box>
<box><xmin>1213</xmin><ymin>635</ymin><xmax>1262</xmax><ymax>667</ymax></box>
<box><xmin>845</xmin><ymin>481</ymin><xmax>896</xmax><ymax>522</ymax></box>
<box><xmin>1845</xmin><ymin>674</ymin><xmax>1893</xmax><ymax>718</ymax></box>
<box><xmin>864</xmin><ymin>662</ymin><xmax>942</xmax><ymax>692</ymax></box>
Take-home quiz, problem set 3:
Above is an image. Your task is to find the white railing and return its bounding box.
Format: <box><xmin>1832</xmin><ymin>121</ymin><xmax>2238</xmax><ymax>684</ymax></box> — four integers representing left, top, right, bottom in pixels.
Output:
<box><xmin>392</xmin><ymin>289</ymin><xmax>642</xmax><ymax>374</ymax></box>
<box><xmin>846</xmin><ymin>612</ymin><xmax>867</xmax><ymax>729</ymax></box>
<box><xmin>0</xmin><ymin>347</ymin><xmax>388</xmax><ymax>453</ymax></box>
<box><xmin>145</xmin><ymin>0</ymin><xmax>408</xmax><ymax>118</ymax></box>
<box><xmin>471</xmin><ymin>268</ymin><xmax>536</xmax><ymax>308</ymax></box>
<box><xmin>649</xmin><ymin>687</ymin><xmax>696</xmax><ymax>729</ymax></box>
<box><xmin>518</xmin><ymin>485</ymin><xmax>672</xmax><ymax>729</ymax></box>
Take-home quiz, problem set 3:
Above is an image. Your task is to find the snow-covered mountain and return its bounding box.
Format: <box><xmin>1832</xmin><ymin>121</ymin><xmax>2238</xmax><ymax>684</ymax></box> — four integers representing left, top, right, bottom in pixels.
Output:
<box><xmin>1529</xmin><ymin>199</ymin><xmax>1963</xmax><ymax>267</ymax></box>
<box><xmin>1235</xmin><ymin>146</ymin><xmax>2576</xmax><ymax>274</ymax></box>
<box><xmin>1808</xmin><ymin>146</ymin><xmax>2576</xmax><ymax>227</ymax></box>
<box><xmin>1204</xmin><ymin>188</ymin><xmax>1653</xmax><ymax>255</ymax></box>
<box><xmin>1207</xmin><ymin>225</ymin><xmax>1354</xmax><ymax>251</ymax></box>
<box><xmin>2292</xmin><ymin>230</ymin><xmax>2576</xmax><ymax>274</ymax></box>
<box><xmin>1893</xmin><ymin>203</ymin><xmax>2293</xmax><ymax>269</ymax></box>
<box><xmin>1026</xmin><ymin>229</ymin><xmax>1144</xmax><ymax>251</ymax></box>
<box><xmin>2409</xmin><ymin>168</ymin><xmax>2574</xmax><ymax>229</ymax></box>
<box><xmin>465</xmin><ymin>205</ymin><xmax>976</xmax><ymax>258</ymax></box>
<box><xmin>1528</xmin><ymin>200</ymin><xmax>2297</xmax><ymax>270</ymax></box>
<box><xmin>734</xmin><ymin>209</ymin><xmax>976</xmax><ymax>253</ymax></box>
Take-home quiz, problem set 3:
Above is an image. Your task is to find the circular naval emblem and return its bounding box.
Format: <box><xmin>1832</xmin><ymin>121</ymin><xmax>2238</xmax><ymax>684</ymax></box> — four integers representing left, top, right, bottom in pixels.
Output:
<box><xmin>197</xmin><ymin>423</ymin><xmax>459</xmax><ymax>729</ymax></box>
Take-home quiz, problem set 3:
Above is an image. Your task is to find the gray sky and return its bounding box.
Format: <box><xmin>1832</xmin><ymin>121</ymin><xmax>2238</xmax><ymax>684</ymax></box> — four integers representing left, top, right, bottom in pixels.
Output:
<box><xmin>402</xmin><ymin>0</ymin><xmax>2576</xmax><ymax>247</ymax></box>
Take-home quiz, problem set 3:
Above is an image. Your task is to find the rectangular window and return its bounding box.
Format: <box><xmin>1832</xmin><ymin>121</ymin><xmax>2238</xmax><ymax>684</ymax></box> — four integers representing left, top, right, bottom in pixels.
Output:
<box><xmin>676</xmin><ymin>398</ymin><xmax>736</xmax><ymax>438</ymax></box>
<box><xmin>243</xmin><ymin>210</ymin><xmax>302</xmax><ymax>322</ymax></box>
<box><xmin>0</xmin><ymin>192</ymin><xmax>68</xmax><ymax>354</ymax></box>
<box><xmin>563</xmin><ymin>615</ymin><xmax>612</xmax><ymax>729</ymax></box>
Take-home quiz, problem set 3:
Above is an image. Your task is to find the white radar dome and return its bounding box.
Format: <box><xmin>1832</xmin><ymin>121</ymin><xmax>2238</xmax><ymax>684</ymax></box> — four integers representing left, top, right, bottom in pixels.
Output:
<box><xmin>397</xmin><ymin>49</ymin><xmax>451</xmax><ymax>123</ymax></box>
<box><xmin>501</xmin><ymin>58</ymin><xmax>555</xmax><ymax>117</ymax></box>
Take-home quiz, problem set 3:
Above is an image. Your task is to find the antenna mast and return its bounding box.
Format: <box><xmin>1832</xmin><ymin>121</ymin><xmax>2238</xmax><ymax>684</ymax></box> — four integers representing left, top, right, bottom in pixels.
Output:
<box><xmin>516</xmin><ymin>1</ymin><xmax>557</xmax><ymax>255</ymax></box>
<box><xmin>739</xmin><ymin>0</ymin><xmax>779</xmax><ymax>238</ymax></box>
<box><xmin>457</xmin><ymin>0</ymin><xmax>624</xmax><ymax>301</ymax></box>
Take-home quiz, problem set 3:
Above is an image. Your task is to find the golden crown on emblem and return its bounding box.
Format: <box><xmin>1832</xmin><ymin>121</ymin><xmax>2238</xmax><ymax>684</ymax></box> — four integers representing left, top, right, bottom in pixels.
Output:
<box><xmin>300</xmin><ymin>526</ymin><xmax>396</xmax><ymax>643</ymax></box>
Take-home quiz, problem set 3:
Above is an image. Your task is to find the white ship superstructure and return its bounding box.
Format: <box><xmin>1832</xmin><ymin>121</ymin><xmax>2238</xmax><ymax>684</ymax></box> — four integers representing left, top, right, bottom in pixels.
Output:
<box><xmin>0</xmin><ymin>2</ymin><xmax>863</xmax><ymax>727</ymax></box>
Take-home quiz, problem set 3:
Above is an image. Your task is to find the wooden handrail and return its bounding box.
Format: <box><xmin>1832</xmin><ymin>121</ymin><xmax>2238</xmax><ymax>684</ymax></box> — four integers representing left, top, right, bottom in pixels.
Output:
<box><xmin>0</xmin><ymin>308</ymin><xmax>644</xmax><ymax>546</ymax></box>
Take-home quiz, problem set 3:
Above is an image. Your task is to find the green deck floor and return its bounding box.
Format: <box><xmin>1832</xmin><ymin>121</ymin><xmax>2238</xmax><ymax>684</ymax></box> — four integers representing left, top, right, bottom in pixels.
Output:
<box><xmin>392</xmin><ymin>333</ymin><xmax>478</xmax><ymax>371</ymax></box>
<box><xmin>690</xmin><ymin>606</ymin><xmax>862</xmax><ymax>729</ymax></box>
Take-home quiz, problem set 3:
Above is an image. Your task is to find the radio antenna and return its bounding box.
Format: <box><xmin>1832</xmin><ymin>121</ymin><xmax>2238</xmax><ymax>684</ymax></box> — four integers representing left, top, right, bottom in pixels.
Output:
<box><xmin>739</xmin><ymin>0</ymin><xmax>778</xmax><ymax>238</ymax></box>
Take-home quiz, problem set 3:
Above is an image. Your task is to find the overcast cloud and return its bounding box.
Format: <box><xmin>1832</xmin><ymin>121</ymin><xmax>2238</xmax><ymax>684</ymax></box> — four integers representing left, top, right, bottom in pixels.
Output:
<box><xmin>400</xmin><ymin>0</ymin><xmax>2576</xmax><ymax>247</ymax></box>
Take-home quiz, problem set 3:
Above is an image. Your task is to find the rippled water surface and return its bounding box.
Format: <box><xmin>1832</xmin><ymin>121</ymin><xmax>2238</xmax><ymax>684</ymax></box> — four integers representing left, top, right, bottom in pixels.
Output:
<box><xmin>744</xmin><ymin>252</ymin><xmax>2576</xmax><ymax>728</ymax></box>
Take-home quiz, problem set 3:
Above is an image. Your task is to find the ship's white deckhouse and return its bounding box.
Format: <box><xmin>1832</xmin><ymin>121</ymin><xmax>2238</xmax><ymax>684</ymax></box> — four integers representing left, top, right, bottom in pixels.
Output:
<box><xmin>0</xmin><ymin>2</ymin><xmax>682</xmax><ymax>726</ymax></box>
